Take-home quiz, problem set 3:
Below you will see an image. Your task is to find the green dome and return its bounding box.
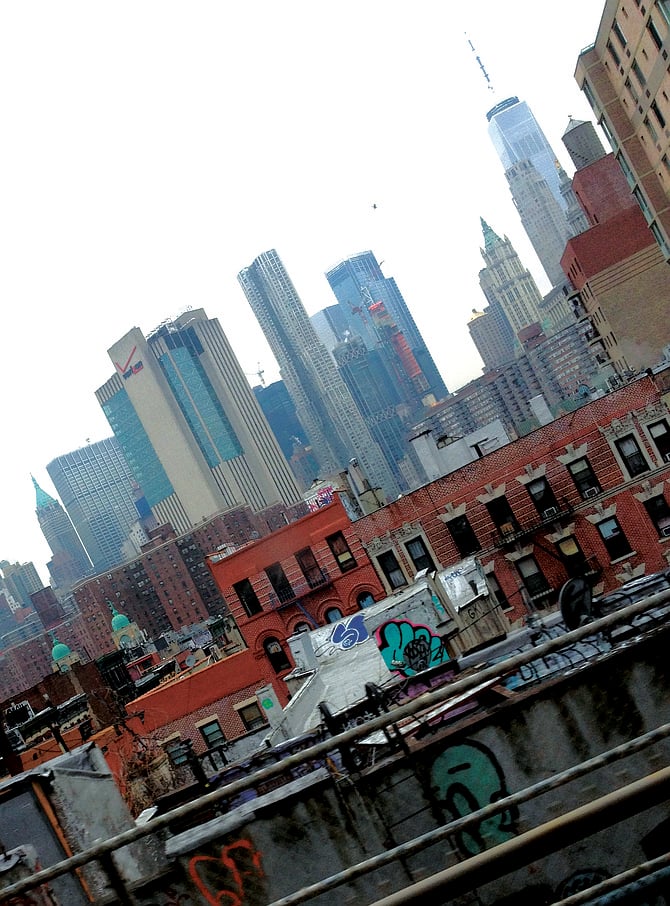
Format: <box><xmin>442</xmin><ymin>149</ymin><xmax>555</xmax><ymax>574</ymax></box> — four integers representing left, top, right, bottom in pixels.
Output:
<box><xmin>111</xmin><ymin>607</ymin><xmax>131</xmax><ymax>632</ymax></box>
<box><xmin>51</xmin><ymin>638</ymin><xmax>71</xmax><ymax>661</ymax></box>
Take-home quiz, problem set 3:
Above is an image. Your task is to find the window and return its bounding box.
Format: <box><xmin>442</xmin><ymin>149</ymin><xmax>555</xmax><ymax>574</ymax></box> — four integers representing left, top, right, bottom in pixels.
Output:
<box><xmin>596</xmin><ymin>517</ymin><xmax>633</xmax><ymax>560</ymax></box>
<box><xmin>325</xmin><ymin>607</ymin><xmax>343</xmax><ymax>623</ymax></box>
<box><xmin>294</xmin><ymin>621</ymin><xmax>311</xmax><ymax>633</ymax></box>
<box><xmin>615</xmin><ymin>435</ymin><xmax>649</xmax><ymax>477</ymax></box>
<box><xmin>516</xmin><ymin>556</ymin><xmax>550</xmax><ymax>599</ymax></box>
<box><xmin>446</xmin><ymin>515</ymin><xmax>481</xmax><ymax>557</ymax></box>
<box><xmin>647</xmin><ymin>17</ymin><xmax>664</xmax><ymax>50</ymax></box>
<box><xmin>295</xmin><ymin>548</ymin><xmax>326</xmax><ymax>588</ymax></box>
<box><xmin>357</xmin><ymin>591</ymin><xmax>375</xmax><ymax>609</ymax></box>
<box><xmin>264</xmin><ymin>637</ymin><xmax>291</xmax><ymax>673</ymax></box>
<box><xmin>487</xmin><ymin>572</ymin><xmax>510</xmax><ymax>610</ymax></box>
<box><xmin>556</xmin><ymin>536</ymin><xmax>589</xmax><ymax>578</ymax></box>
<box><xmin>405</xmin><ymin>536</ymin><xmax>435</xmax><ymax>573</ymax></box>
<box><xmin>643</xmin><ymin>495</ymin><xmax>670</xmax><ymax>537</ymax></box>
<box><xmin>265</xmin><ymin>562</ymin><xmax>295</xmax><ymax>604</ymax></box>
<box><xmin>198</xmin><ymin>718</ymin><xmax>225</xmax><ymax>749</ymax></box>
<box><xmin>567</xmin><ymin>458</ymin><xmax>601</xmax><ymax>498</ymax></box>
<box><xmin>485</xmin><ymin>497</ymin><xmax>519</xmax><ymax>535</ymax></box>
<box><xmin>648</xmin><ymin>420</ymin><xmax>670</xmax><ymax>462</ymax></box>
<box><xmin>526</xmin><ymin>478</ymin><xmax>560</xmax><ymax>517</ymax></box>
<box><xmin>377</xmin><ymin>550</ymin><xmax>408</xmax><ymax>590</ymax></box>
<box><xmin>632</xmin><ymin>58</ymin><xmax>647</xmax><ymax>87</ymax></box>
<box><xmin>326</xmin><ymin>532</ymin><xmax>356</xmax><ymax>572</ymax></box>
<box><xmin>651</xmin><ymin>100</ymin><xmax>666</xmax><ymax>129</ymax></box>
<box><xmin>233</xmin><ymin>578</ymin><xmax>262</xmax><ymax>617</ymax></box>
<box><xmin>612</xmin><ymin>18</ymin><xmax>628</xmax><ymax>47</ymax></box>
<box><xmin>236</xmin><ymin>700</ymin><xmax>266</xmax><ymax>732</ymax></box>
<box><xmin>607</xmin><ymin>39</ymin><xmax>622</xmax><ymax>67</ymax></box>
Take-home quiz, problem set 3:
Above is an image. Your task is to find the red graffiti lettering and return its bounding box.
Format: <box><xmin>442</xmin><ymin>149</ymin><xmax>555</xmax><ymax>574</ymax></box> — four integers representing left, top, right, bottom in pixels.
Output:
<box><xmin>188</xmin><ymin>839</ymin><xmax>263</xmax><ymax>906</ymax></box>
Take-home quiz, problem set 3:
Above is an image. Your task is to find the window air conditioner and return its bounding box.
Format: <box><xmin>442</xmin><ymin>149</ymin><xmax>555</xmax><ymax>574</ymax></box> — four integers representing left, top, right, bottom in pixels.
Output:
<box><xmin>661</xmin><ymin>525</ymin><xmax>670</xmax><ymax>538</ymax></box>
<box><xmin>542</xmin><ymin>507</ymin><xmax>559</xmax><ymax>519</ymax></box>
<box><xmin>584</xmin><ymin>487</ymin><xmax>599</xmax><ymax>499</ymax></box>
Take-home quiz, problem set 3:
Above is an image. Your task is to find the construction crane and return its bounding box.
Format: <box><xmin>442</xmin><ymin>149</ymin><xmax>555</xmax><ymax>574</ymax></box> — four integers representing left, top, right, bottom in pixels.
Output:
<box><xmin>245</xmin><ymin>363</ymin><xmax>265</xmax><ymax>386</ymax></box>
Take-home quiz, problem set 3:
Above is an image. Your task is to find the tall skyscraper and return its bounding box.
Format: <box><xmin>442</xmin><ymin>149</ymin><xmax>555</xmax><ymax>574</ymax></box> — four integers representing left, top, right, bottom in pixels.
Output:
<box><xmin>238</xmin><ymin>250</ymin><xmax>400</xmax><ymax>499</ymax></box>
<box><xmin>0</xmin><ymin>560</ymin><xmax>43</xmax><ymax>610</ymax></box>
<box><xmin>96</xmin><ymin>308</ymin><xmax>302</xmax><ymax>536</ymax></box>
<box><xmin>33</xmin><ymin>477</ymin><xmax>93</xmax><ymax>593</ymax></box>
<box><xmin>324</xmin><ymin>252</ymin><xmax>448</xmax><ymax>405</ymax></box>
<box><xmin>486</xmin><ymin>96</ymin><xmax>574</xmax><ymax>287</ymax></box>
<box><xmin>47</xmin><ymin>438</ymin><xmax>146</xmax><ymax>573</ymax></box>
<box><xmin>472</xmin><ymin>219</ymin><xmax>545</xmax><ymax>370</ymax></box>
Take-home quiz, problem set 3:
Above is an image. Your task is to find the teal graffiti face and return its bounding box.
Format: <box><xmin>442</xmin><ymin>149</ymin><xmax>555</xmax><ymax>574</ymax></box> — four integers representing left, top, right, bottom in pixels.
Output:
<box><xmin>431</xmin><ymin>740</ymin><xmax>518</xmax><ymax>857</ymax></box>
<box><xmin>375</xmin><ymin>619</ymin><xmax>450</xmax><ymax>677</ymax></box>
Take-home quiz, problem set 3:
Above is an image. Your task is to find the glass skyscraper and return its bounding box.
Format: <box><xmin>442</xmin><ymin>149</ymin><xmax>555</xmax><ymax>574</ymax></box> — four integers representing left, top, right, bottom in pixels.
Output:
<box><xmin>238</xmin><ymin>250</ymin><xmax>400</xmax><ymax>500</ymax></box>
<box><xmin>47</xmin><ymin>437</ymin><xmax>144</xmax><ymax>573</ymax></box>
<box><xmin>96</xmin><ymin>308</ymin><xmax>301</xmax><ymax>535</ymax></box>
<box><xmin>324</xmin><ymin>251</ymin><xmax>448</xmax><ymax>406</ymax></box>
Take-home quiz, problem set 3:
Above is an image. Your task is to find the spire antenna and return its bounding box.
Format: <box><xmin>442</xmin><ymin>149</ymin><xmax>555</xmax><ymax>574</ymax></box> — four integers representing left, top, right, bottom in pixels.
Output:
<box><xmin>465</xmin><ymin>33</ymin><xmax>494</xmax><ymax>92</ymax></box>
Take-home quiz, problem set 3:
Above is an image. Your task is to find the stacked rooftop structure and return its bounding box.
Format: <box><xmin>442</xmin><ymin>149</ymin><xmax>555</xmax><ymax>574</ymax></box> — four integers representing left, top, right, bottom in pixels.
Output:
<box><xmin>32</xmin><ymin>477</ymin><xmax>93</xmax><ymax>595</ymax></box>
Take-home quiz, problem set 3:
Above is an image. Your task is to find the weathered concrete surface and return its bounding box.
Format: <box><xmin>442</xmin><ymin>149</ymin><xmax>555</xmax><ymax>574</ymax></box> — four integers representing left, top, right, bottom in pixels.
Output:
<box><xmin>113</xmin><ymin>622</ymin><xmax>670</xmax><ymax>906</ymax></box>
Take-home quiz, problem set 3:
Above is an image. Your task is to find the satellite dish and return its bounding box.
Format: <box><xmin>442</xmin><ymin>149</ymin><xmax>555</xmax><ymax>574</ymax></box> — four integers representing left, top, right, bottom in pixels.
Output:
<box><xmin>559</xmin><ymin>576</ymin><xmax>594</xmax><ymax>630</ymax></box>
<box><xmin>185</xmin><ymin>654</ymin><xmax>196</xmax><ymax>668</ymax></box>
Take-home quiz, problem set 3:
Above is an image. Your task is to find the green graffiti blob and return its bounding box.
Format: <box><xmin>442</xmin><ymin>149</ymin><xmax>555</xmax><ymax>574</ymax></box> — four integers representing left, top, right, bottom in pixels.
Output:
<box><xmin>431</xmin><ymin>740</ymin><xmax>519</xmax><ymax>857</ymax></box>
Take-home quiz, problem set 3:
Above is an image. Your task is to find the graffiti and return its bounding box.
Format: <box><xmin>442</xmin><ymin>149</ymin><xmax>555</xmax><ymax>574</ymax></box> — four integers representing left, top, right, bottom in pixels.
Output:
<box><xmin>144</xmin><ymin>889</ymin><xmax>195</xmax><ymax>906</ymax></box>
<box><xmin>330</xmin><ymin>613</ymin><xmax>369</xmax><ymax>650</ymax></box>
<box><xmin>188</xmin><ymin>839</ymin><xmax>264</xmax><ymax>906</ymax></box>
<box><xmin>375</xmin><ymin>619</ymin><xmax>450</xmax><ymax>676</ymax></box>
<box><xmin>556</xmin><ymin>869</ymin><xmax>609</xmax><ymax>899</ymax></box>
<box><xmin>431</xmin><ymin>740</ymin><xmax>518</xmax><ymax>857</ymax></box>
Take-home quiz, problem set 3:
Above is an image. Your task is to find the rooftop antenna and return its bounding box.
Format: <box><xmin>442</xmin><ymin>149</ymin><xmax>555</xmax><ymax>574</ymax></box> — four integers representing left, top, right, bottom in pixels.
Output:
<box><xmin>465</xmin><ymin>33</ymin><xmax>494</xmax><ymax>92</ymax></box>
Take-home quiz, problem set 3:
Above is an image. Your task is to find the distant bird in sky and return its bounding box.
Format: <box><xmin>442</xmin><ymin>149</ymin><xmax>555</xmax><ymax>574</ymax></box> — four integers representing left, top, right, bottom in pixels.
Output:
<box><xmin>372</xmin><ymin>203</ymin><xmax>377</xmax><ymax>209</ymax></box>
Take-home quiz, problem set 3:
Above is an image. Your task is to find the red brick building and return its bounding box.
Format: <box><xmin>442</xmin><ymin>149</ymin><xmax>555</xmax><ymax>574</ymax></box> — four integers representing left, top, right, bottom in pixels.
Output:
<box><xmin>354</xmin><ymin>374</ymin><xmax>670</xmax><ymax>623</ymax></box>
<box><xmin>208</xmin><ymin>498</ymin><xmax>385</xmax><ymax>682</ymax></box>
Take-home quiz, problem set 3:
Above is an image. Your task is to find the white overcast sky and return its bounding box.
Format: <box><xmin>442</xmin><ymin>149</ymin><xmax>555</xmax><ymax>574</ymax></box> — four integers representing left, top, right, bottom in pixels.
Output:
<box><xmin>1</xmin><ymin>1</ymin><xmax>607</xmax><ymax>580</ymax></box>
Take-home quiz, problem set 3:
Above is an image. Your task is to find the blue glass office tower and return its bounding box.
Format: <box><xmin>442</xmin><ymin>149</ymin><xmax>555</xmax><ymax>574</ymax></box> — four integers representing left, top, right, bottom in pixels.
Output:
<box><xmin>486</xmin><ymin>97</ymin><xmax>565</xmax><ymax>210</ymax></box>
<box><xmin>96</xmin><ymin>308</ymin><xmax>301</xmax><ymax>535</ymax></box>
<box><xmin>324</xmin><ymin>252</ymin><xmax>448</xmax><ymax>406</ymax></box>
<box><xmin>47</xmin><ymin>437</ymin><xmax>143</xmax><ymax>573</ymax></box>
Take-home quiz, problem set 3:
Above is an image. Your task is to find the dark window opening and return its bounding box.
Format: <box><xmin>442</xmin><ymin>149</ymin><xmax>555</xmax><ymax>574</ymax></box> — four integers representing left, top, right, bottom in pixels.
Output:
<box><xmin>357</xmin><ymin>591</ymin><xmax>375</xmax><ymax>609</ymax></box>
<box><xmin>446</xmin><ymin>514</ymin><xmax>481</xmax><ymax>557</ymax></box>
<box><xmin>233</xmin><ymin>578</ymin><xmax>262</xmax><ymax>617</ymax></box>
<box><xmin>199</xmin><ymin>719</ymin><xmax>225</xmax><ymax>749</ymax></box>
<box><xmin>526</xmin><ymin>478</ymin><xmax>560</xmax><ymax>517</ymax></box>
<box><xmin>515</xmin><ymin>556</ymin><xmax>550</xmax><ymax>598</ymax></box>
<box><xmin>264</xmin><ymin>637</ymin><xmax>291</xmax><ymax>673</ymax></box>
<box><xmin>487</xmin><ymin>572</ymin><xmax>509</xmax><ymax>610</ymax></box>
<box><xmin>649</xmin><ymin>420</ymin><xmax>670</xmax><ymax>462</ymax></box>
<box><xmin>265</xmin><ymin>562</ymin><xmax>295</xmax><ymax>604</ymax></box>
<box><xmin>327</xmin><ymin>532</ymin><xmax>356</xmax><ymax>572</ymax></box>
<box><xmin>295</xmin><ymin>547</ymin><xmax>326</xmax><ymax>588</ymax></box>
<box><xmin>615</xmin><ymin>434</ymin><xmax>649</xmax><ymax>477</ymax></box>
<box><xmin>237</xmin><ymin>702</ymin><xmax>266</xmax><ymax>731</ymax></box>
<box><xmin>405</xmin><ymin>536</ymin><xmax>436</xmax><ymax>573</ymax></box>
<box><xmin>567</xmin><ymin>458</ymin><xmax>601</xmax><ymax>498</ymax></box>
<box><xmin>643</xmin><ymin>495</ymin><xmax>670</xmax><ymax>537</ymax></box>
<box><xmin>556</xmin><ymin>536</ymin><xmax>589</xmax><ymax>578</ymax></box>
<box><xmin>597</xmin><ymin>517</ymin><xmax>633</xmax><ymax>560</ymax></box>
<box><xmin>485</xmin><ymin>496</ymin><xmax>519</xmax><ymax>535</ymax></box>
<box><xmin>325</xmin><ymin>607</ymin><xmax>343</xmax><ymax>623</ymax></box>
<box><xmin>377</xmin><ymin>550</ymin><xmax>408</xmax><ymax>590</ymax></box>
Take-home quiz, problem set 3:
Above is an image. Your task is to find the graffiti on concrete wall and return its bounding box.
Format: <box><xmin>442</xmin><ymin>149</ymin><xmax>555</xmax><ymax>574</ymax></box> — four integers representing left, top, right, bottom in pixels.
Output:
<box><xmin>375</xmin><ymin>619</ymin><xmax>450</xmax><ymax>677</ymax></box>
<box><xmin>188</xmin><ymin>839</ymin><xmax>264</xmax><ymax>906</ymax></box>
<box><xmin>330</xmin><ymin>613</ymin><xmax>369</xmax><ymax>650</ymax></box>
<box><xmin>431</xmin><ymin>739</ymin><xmax>518</xmax><ymax>857</ymax></box>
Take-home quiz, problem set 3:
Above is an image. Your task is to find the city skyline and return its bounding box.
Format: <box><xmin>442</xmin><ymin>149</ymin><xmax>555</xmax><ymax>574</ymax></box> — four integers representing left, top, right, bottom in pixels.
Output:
<box><xmin>1</xmin><ymin>1</ymin><xmax>607</xmax><ymax>577</ymax></box>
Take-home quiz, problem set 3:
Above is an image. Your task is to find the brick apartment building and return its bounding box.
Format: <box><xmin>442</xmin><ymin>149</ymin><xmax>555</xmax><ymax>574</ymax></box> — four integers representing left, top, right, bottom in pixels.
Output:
<box><xmin>354</xmin><ymin>373</ymin><xmax>670</xmax><ymax>622</ymax></box>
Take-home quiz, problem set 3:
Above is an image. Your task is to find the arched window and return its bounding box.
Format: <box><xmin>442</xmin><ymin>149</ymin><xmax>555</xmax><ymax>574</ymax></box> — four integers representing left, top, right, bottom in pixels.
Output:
<box><xmin>357</xmin><ymin>592</ymin><xmax>375</xmax><ymax>609</ymax></box>
<box><xmin>294</xmin><ymin>621</ymin><xmax>311</xmax><ymax>634</ymax></box>
<box><xmin>325</xmin><ymin>607</ymin><xmax>343</xmax><ymax>624</ymax></box>
<box><xmin>264</xmin><ymin>637</ymin><xmax>291</xmax><ymax>673</ymax></box>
